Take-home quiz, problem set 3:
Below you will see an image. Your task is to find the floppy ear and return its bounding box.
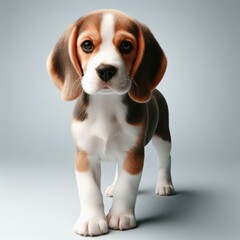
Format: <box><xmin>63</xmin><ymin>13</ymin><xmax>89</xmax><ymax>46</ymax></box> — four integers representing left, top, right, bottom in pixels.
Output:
<box><xmin>47</xmin><ymin>24</ymin><xmax>83</xmax><ymax>101</ymax></box>
<box><xmin>129</xmin><ymin>22</ymin><xmax>167</xmax><ymax>103</ymax></box>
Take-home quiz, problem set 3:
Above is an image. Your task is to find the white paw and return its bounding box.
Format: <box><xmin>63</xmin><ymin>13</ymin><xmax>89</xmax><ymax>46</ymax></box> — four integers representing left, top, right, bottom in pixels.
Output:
<box><xmin>74</xmin><ymin>217</ymin><xmax>108</xmax><ymax>236</ymax></box>
<box><xmin>105</xmin><ymin>185</ymin><xmax>115</xmax><ymax>197</ymax></box>
<box><xmin>155</xmin><ymin>184</ymin><xmax>175</xmax><ymax>196</ymax></box>
<box><xmin>107</xmin><ymin>213</ymin><xmax>136</xmax><ymax>230</ymax></box>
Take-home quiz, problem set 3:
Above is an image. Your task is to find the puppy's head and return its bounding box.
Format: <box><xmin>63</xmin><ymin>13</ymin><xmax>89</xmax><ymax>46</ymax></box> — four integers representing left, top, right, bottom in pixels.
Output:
<box><xmin>47</xmin><ymin>9</ymin><xmax>167</xmax><ymax>102</ymax></box>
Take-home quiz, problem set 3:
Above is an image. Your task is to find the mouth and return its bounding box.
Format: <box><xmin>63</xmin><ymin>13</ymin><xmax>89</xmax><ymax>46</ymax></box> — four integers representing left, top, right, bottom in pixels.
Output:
<box><xmin>97</xmin><ymin>83</ymin><xmax>114</xmax><ymax>94</ymax></box>
<box><xmin>98</xmin><ymin>86</ymin><xmax>131</xmax><ymax>96</ymax></box>
<box><xmin>103</xmin><ymin>85</ymin><xmax>110</xmax><ymax>89</ymax></box>
<box><xmin>87</xmin><ymin>78</ymin><xmax>131</xmax><ymax>96</ymax></box>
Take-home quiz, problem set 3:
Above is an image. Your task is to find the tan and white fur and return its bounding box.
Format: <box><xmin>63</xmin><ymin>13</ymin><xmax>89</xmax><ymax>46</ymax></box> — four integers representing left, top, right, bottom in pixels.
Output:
<box><xmin>47</xmin><ymin>9</ymin><xmax>175</xmax><ymax>237</ymax></box>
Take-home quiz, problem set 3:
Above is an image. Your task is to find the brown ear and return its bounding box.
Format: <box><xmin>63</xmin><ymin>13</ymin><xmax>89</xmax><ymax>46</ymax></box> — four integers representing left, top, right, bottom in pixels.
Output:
<box><xmin>47</xmin><ymin>24</ymin><xmax>83</xmax><ymax>101</ymax></box>
<box><xmin>129</xmin><ymin>22</ymin><xmax>167</xmax><ymax>103</ymax></box>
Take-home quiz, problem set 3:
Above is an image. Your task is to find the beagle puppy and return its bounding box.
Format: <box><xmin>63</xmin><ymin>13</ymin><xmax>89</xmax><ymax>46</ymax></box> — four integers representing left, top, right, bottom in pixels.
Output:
<box><xmin>47</xmin><ymin>9</ymin><xmax>174</xmax><ymax>236</ymax></box>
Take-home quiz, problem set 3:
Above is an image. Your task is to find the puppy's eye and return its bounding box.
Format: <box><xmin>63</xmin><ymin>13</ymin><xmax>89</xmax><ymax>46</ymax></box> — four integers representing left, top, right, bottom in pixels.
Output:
<box><xmin>81</xmin><ymin>40</ymin><xmax>94</xmax><ymax>53</ymax></box>
<box><xmin>119</xmin><ymin>41</ymin><xmax>133</xmax><ymax>54</ymax></box>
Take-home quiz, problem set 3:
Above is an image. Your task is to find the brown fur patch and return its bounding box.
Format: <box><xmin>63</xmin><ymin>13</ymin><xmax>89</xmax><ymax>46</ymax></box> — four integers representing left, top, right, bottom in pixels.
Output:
<box><xmin>113</xmin><ymin>13</ymin><xmax>139</xmax><ymax>73</ymax></box>
<box><xmin>152</xmin><ymin>90</ymin><xmax>171</xmax><ymax>142</ymax></box>
<box><xmin>47</xmin><ymin>25</ymin><xmax>82</xmax><ymax>101</ymax></box>
<box><xmin>73</xmin><ymin>92</ymin><xmax>89</xmax><ymax>121</ymax></box>
<box><xmin>75</xmin><ymin>150</ymin><xmax>89</xmax><ymax>172</ymax></box>
<box><xmin>128</xmin><ymin>22</ymin><xmax>167</xmax><ymax>103</ymax></box>
<box><xmin>123</xmin><ymin>116</ymin><xmax>146</xmax><ymax>175</ymax></box>
<box><xmin>123</xmin><ymin>147</ymin><xmax>144</xmax><ymax>175</ymax></box>
<box><xmin>145</xmin><ymin>94</ymin><xmax>159</xmax><ymax>144</ymax></box>
<box><xmin>123</xmin><ymin>94</ymin><xmax>146</xmax><ymax>125</ymax></box>
<box><xmin>76</xmin><ymin>13</ymin><xmax>102</xmax><ymax>73</ymax></box>
<box><xmin>113</xmin><ymin>30</ymin><xmax>137</xmax><ymax>73</ymax></box>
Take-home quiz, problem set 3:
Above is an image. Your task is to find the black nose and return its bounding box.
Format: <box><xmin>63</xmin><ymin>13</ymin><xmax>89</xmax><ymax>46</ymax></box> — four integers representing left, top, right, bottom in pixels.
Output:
<box><xmin>96</xmin><ymin>64</ymin><xmax>117</xmax><ymax>82</ymax></box>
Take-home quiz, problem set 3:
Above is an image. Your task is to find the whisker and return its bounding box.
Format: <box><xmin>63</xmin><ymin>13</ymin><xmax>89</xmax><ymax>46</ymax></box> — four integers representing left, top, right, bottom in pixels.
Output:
<box><xmin>127</xmin><ymin>77</ymin><xmax>143</xmax><ymax>99</ymax></box>
<box><xmin>129</xmin><ymin>78</ymin><xmax>138</xmax><ymax>89</ymax></box>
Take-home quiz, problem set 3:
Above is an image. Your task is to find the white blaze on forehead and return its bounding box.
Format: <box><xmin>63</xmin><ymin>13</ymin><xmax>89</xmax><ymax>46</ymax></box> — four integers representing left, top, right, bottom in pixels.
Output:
<box><xmin>100</xmin><ymin>13</ymin><xmax>115</xmax><ymax>52</ymax></box>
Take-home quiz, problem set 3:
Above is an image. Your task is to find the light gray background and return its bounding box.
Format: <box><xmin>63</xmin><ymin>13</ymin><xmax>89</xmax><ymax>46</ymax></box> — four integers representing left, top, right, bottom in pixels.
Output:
<box><xmin>1</xmin><ymin>0</ymin><xmax>240</xmax><ymax>239</ymax></box>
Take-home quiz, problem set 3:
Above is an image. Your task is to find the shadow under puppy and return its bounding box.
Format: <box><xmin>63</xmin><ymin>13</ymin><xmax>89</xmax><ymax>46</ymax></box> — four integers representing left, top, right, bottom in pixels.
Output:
<box><xmin>47</xmin><ymin>9</ymin><xmax>175</xmax><ymax>237</ymax></box>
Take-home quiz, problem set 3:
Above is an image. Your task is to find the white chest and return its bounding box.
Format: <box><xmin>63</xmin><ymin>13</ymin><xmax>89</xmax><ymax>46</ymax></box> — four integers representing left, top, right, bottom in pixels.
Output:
<box><xmin>71</xmin><ymin>95</ymin><xmax>140</xmax><ymax>161</ymax></box>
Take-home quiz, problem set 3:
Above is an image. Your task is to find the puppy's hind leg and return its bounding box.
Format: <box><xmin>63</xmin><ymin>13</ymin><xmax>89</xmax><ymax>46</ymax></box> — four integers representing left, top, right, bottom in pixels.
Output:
<box><xmin>151</xmin><ymin>90</ymin><xmax>175</xmax><ymax>196</ymax></box>
<box><xmin>105</xmin><ymin>164</ymin><xmax>118</xmax><ymax>197</ymax></box>
<box><xmin>152</xmin><ymin>136</ymin><xmax>175</xmax><ymax>196</ymax></box>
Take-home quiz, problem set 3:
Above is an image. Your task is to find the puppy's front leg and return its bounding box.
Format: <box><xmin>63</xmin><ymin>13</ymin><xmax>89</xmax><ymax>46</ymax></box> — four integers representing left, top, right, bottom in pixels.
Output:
<box><xmin>107</xmin><ymin>148</ymin><xmax>144</xmax><ymax>230</ymax></box>
<box><xmin>74</xmin><ymin>150</ymin><xmax>108</xmax><ymax>236</ymax></box>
